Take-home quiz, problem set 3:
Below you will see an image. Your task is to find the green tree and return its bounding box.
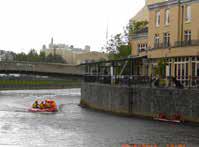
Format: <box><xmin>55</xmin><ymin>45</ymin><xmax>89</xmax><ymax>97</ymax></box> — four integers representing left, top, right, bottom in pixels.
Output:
<box><xmin>28</xmin><ymin>49</ymin><xmax>39</xmax><ymax>62</ymax></box>
<box><xmin>15</xmin><ymin>52</ymin><xmax>28</xmax><ymax>61</ymax></box>
<box><xmin>129</xmin><ymin>20</ymin><xmax>148</xmax><ymax>34</ymax></box>
<box><xmin>45</xmin><ymin>53</ymin><xmax>66</xmax><ymax>63</ymax></box>
<box><xmin>155</xmin><ymin>59</ymin><xmax>167</xmax><ymax>79</ymax></box>
<box><xmin>105</xmin><ymin>26</ymin><xmax>131</xmax><ymax>60</ymax></box>
<box><xmin>39</xmin><ymin>51</ymin><xmax>46</xmax><ymax>62</ymax></box>
<box><xmin>14</xmin><ymin>49</ymin><xmax>66</xmax><ymax>64</ymax></box>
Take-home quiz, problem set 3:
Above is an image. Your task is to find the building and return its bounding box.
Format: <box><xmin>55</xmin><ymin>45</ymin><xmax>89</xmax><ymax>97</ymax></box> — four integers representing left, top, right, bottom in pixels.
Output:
<box><xmin>0</xmin><ymin>50</ymin><xmax>15</xmax><ymax>61</ymax></box>
<box><xmin>43</xmin><ymin>37</ymin><xmax>90</xmax><ymax>54</ymax></box>
<box><xmin>129</xmin><ymin>0</ymin><xmax>166</xmax><ymax>22</ymax></box>
<box><xmin>129</xmin><ymin>0</ymin><xmax>199</xmax><ymax>87</ymax></box>
<box><xmin>42</xmin><ymin>38</ymin><xmax>107</xmax><ymax>65</ymax></box>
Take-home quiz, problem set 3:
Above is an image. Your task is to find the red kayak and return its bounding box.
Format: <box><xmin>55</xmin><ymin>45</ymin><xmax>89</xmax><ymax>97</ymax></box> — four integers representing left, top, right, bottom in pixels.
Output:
<box><xmin>28</xmin><ymin>107</ymin><xmax>58</xmax><ymax>113</ymax></box>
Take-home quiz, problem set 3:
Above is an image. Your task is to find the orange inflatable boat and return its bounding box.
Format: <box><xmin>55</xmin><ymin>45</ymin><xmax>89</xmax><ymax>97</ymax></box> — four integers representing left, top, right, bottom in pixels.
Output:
<box><xmin>29</xmin><ymin>99</ymin><xmax>58</xmax><ymax>112</ymax></box>
<box><xmin>28</xmin><ymin>107</ymin><xmax>57</xmax><ymax>112</ymax></box>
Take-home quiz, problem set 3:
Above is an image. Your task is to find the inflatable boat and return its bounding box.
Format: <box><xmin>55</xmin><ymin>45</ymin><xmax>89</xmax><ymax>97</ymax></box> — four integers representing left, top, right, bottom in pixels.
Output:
<box><xmin>29</xmin><ymin>99</ymin><xmax>58</xmax><ymax>113</ymax></box>
<box><xmin>153</xmin><ymin>117</ymin><xmax>181</xmax><ymax>123</ymax></box>
<box><xmin>28</xmin><ymin>107</ymin><xmax>57</xmax><ymax>113</ymax></box>
<box><xmin>153</xmin><ymin>113</ymin><xmax>182</xmax><ymax>123</ymax></box>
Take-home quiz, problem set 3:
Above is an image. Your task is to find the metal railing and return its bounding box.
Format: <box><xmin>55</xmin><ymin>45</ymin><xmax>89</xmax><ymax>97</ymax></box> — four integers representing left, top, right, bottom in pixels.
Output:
<box><xmin>150</xmin><ymin>43</ymin><xmax>170</xmax><ymax>50</ymax></box>
<box><xmin>84</xmin><ymin>74</ymin><xmax>199</xmax><ymax>88</ymax></box>
<box><xmin>129</xmin><ymin>32</ymin><xmax>148</xmax><ymax>40</ymax></box>
<box><xmin>174</xmin><ymin>40</ymin><xmax>199</xmax><ymax>47</ymax></box>
<box><xmin>149</xmin><ymin>40</ymin><xmax>199</xmax><ymax>50</ymax></box>
<box><xmin>175</xmin><ymin>76</ymin><xmax>199</xmax><ymax>88</ymax></box>
<box><xmin>84</xmin><ymin>75</ymin><xmax>111</xmax><ymax>84</ymax></box>
<box><xmin>84</xmin><ymin>74</ymin><xmax>152</xmax><ymax>86</ymax></box>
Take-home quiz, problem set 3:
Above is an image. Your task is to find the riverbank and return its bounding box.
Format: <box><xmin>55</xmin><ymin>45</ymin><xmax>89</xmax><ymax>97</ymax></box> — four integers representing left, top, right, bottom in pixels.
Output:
<box><xmin>80</xmin><ymin>82</ymin><xmax>199</xmax><ymax>124</ymax></box>
<box><xmin>0</xmin><ymin>79</ymin><xmax>81</xmax><ymax>90</ymax></box>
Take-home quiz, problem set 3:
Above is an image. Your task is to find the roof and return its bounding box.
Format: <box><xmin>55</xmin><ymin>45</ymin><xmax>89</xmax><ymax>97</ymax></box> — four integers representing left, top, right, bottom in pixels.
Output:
<box><xmin>80</xmin><ymin>56</ymin><xmax>147</xmax><ymax>65</ymax></box>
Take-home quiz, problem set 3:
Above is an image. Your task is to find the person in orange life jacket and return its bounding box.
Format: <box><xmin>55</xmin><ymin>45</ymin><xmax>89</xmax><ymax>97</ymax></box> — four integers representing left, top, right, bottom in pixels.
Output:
<box><xmin>44</xmin><ymin>100</ymin><xmax>51</xmax><ymax>108</ymax></box>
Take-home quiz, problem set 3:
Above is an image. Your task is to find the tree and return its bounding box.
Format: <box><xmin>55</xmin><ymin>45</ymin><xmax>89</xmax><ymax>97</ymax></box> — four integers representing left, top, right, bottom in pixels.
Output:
<box><xmin>27</xmin><ymin>49</ymin><xmax>39</xmax><ymax>62</ymax></box>
<box><xmin>15</xmin><ymin>52</ymin><xmax>28</xmax><ymax>61</ymax></box>
<box><xmin>129</xmin><ymin>20</ymin><xmax>148</xmax><ymax>35</ymax></box>
<box><xmin>105</xmin><ymin>26</ymin><xmax>131</xmax><ymax>60</ymax></box>
<box><xmin>155</xmin><ymin>59</ymin><xmax>167</xmax><ymax>79</ymax></box>
<box><xmin>45</xmin><ymin>53</ymin><xmax>66</xmax><ymax>63</ymax></box>
<box><xmin>39</xmin><ymin>51</ymin><xmax>46</xmax><ymax>62</ymax></box>
<box><xmin>14</xmin><ymin>49</ymin><xmax>66</xmax><ymax>64</ymax></box>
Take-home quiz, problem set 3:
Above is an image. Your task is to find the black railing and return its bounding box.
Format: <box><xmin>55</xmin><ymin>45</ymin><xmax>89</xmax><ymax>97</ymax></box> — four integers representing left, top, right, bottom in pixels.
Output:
<box><xmin>84</xmin><ymin>75</ymin><xmax>152</xmax><ymax>86</ymax></box>
<box><xmin>178</xmin><ymin>76</ymin><xmax>199</xmax><ymax>88</ymax></box>
<box><xmin>84</xmin><ymin>74</ymin><xmax>199</xmax><ymax>88</ymax></box>
<box><xmin>150</xmin><ymin>43</ymin><xmax>171</xmax><ymax>50</ymax></box>
<box><xmin>174</xmin><ymin>40</ymin><xmax>199</xmax><ymax>47</ymax></box>
<box><xmin>84</xmin><ymin>75</ymin><xmax>111</xmax><ymax>84</ymax></box>
<box><xmin>147</xmin><ymin>40</ymin><xmax>199</xmax><ymax>51</ymax></box>
<box><xmin>129</xmin><ymin>33</ymin><xmax>148</xmax><ymax>40</ymax></box>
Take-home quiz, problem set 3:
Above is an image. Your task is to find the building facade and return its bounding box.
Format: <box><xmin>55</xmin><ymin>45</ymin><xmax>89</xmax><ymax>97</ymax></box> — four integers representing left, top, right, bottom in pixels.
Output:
<box><xmin>42</xmin><ymin>38</ymin><xmax>108</xmax><ymax>65</ymax></box>
<box><xmin>0</xmin><ymin>50</ymin><xmax>15</xmax><ymax>61</ymax></box>
<box><xmin>129</xmin><ymin>0</ymin><xmax>199</xmax><ymax>87</ymax></box>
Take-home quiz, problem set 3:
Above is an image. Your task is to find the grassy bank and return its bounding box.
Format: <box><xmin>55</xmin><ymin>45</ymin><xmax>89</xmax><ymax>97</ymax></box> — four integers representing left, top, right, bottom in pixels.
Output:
<box><xmin>0</xmin><ymin>79</ymin><xmax>81</xmax><ymax>90</ymax></box>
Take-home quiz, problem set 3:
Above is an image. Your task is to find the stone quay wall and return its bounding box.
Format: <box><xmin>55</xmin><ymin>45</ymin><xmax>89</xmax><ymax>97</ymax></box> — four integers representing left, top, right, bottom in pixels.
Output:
<box><xmin>81</xmin><ymin>82</ymin><xmax>199</xmax><ymax>123</ymax></box>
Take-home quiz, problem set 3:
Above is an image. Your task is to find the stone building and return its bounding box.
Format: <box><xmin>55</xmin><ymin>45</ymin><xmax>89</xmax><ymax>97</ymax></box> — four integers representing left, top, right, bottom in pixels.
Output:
<box><xmin>0</xmin><ymin>50</ymin><xmax>15</xmax><ymax>61</ymax></box>
<box><xmin>129</xmin><ymin>0</ymin><xmax>166</xmax><ymax>22</ymax></box>
<box><xmin>42</xmin><ymin>38</ymin><xmax>108</xmax><ymax>65</ymax></box>
<box><xmin>129</xmin><ymin>0</ymin><xmax>199</xmax><ymax>87</ymax></box>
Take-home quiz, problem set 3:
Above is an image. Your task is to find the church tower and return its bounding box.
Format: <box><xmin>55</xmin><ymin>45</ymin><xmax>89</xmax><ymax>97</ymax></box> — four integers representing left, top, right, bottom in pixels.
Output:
<box><xmin>49</xmin><ymin>37</ymin><xmax>54</xmax><ymax>49</ymax></box>
<box><xmin>51</xmin><ymin>37</ymin><xmax>53</xmax><ymax>45</ymax></box>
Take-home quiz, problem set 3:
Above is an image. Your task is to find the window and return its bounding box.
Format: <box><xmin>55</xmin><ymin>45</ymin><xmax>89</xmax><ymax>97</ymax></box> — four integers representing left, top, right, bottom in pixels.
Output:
<box><xmin>163</xmin><ymin>32</ymin><xmax>170</xmax><ymax>48</ymax></box>
<box><xmin>185</xmin><ymin>5</ymin><xmax>191</xmax><ymax>22</ymax></box>
<box><xmin>156</xmin><ymin>11</ymin><xmax>160</xmax><ymax>27</ymax></box>
<box><xmin>186</xmin><ymin>63</ymin><xmax>188</xmax><ymax>79</ymax></box>
<box><xmin>192</xmin><ymin>63</ymin><xmax>195</xmax><ymax>76</ymax></box>
<box><xmin>137</xmin><ymin>43</ymin><xmax>147</xmax><ymax>52</ymax></box>
<box><xmin>178</xmin><ymin>64</ymin><xmax>181</xmax><ymax>79</ymax></box>
<box><xmin>184</xmin><ymin>30</ymin><xmax>191</xmax><ymax>45</ymax></box>
<box><xmin>174</xmin><ymin>64</ymin><xmax>177</xmax><ymax>77</ymax></box>
<box><xmin>154</xmin><ymin>34</ymin><xmax>160</xmax><ymax>48</ymax></box>
<box><xmin>182</xmin><ymin>64</ymin><xmax>185</xmax><ymax>79</ymax></box>
<box><xmin>137</xmin><ymin>44</ymin><xmax>140</xmax><ymax>52</ymax></box>
<box><xmin>197</xmin><ymin>63</ymin><xmax>199</xmax><ymax>76</ymax></box>
<box><xmin>165</xmin><ymin>9</ymin><xmax>170</xmax><ymax>25</ymax></box>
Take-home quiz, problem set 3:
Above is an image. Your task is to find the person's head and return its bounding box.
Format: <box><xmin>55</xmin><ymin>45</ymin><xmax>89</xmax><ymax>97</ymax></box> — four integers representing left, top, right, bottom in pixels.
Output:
<box><xmin>35</xmin><ymin>100</ymin><xmax>38</xmax><ymax>104</ymax></box>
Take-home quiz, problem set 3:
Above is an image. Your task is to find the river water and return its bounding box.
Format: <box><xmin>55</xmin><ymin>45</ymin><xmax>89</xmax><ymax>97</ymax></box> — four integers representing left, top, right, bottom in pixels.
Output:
<box><xmin>0</xmin><ymin>89</ymin><xmax>199</xmax><ymax>147</ymax></box>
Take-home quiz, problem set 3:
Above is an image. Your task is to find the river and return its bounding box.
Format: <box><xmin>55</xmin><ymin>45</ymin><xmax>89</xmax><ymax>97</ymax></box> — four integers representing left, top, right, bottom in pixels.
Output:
<box><xmin>0</xmin><ymin>89</ymin><xmax>198</xmax><ymax>147</ymax></box>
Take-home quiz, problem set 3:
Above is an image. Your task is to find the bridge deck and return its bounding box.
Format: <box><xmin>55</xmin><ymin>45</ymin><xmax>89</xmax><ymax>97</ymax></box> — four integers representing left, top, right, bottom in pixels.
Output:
<box><xmin>0</xmin><ymin>62</ymin><xmax>84</xmax><ymax>76</ymax></box>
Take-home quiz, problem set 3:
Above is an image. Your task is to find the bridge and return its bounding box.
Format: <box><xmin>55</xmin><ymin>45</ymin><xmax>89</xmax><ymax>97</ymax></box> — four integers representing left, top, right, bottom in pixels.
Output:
<box><xmin>0</xmin><ymin>61</ymin><xmax>84</xmax><ymax>77</ymax></box>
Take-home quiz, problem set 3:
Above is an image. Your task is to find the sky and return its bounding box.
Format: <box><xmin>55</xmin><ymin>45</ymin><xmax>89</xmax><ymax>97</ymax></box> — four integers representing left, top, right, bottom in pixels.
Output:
<box><xmin>0</xmin><ymin>0</ymin><xmax>145</xmax><ymax>53</ymax></box>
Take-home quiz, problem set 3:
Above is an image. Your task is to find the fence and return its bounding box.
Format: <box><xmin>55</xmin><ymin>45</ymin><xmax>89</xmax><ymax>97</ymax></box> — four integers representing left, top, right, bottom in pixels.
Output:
<box><xmin>84</xmin><ymin>75</ymin><xmax>152</xmax><ymax>86</ymax></box>
<box><xmin>84</xmin><ymin>74</ymin><xmax>199</xmax><ymax>88</ymax></box>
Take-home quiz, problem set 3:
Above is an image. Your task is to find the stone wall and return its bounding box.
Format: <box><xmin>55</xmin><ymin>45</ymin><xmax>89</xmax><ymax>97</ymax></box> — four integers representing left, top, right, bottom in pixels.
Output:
<box><xmin>81</xmin><ymin>83</ymin><xmax>129</xmax><ymax>114</ymax></box>
<box><xmin>81</xmin><ymin>82</ymin><xmax>199</xmax><ymax>123</ymax></box>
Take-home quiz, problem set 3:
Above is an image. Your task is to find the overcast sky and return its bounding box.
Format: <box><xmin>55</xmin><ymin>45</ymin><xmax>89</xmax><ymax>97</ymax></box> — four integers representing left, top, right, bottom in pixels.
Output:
<box><xmin>0</xmin><ymin>0</ymin><xmax>145</xmax><ymax>53</ymax></box>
